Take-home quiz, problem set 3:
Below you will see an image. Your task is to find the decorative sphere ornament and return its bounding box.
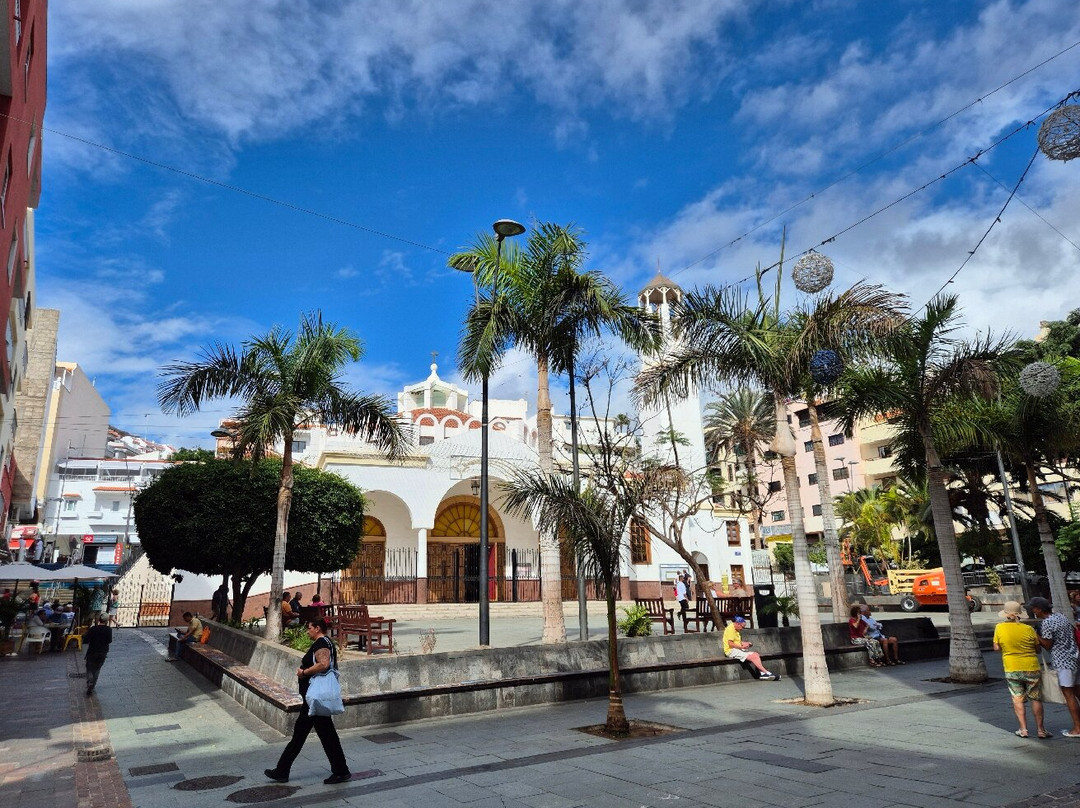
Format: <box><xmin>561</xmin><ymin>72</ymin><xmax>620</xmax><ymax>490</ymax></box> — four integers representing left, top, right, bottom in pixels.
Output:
<box><xmin>792</xmin><ymin>251</ymin><xmax>834</xmax><ymax>293</ymax></box>
<box><xmin>1038</xmin><ymin>105</ymin><xmax>1080</xmax><ymax>162</ymax></box>
<box><xmin>810</xmin><ymin>349</ymin><xmax>844</xmax><ymax>385</ymax></box>
<box><xmin>1019</xmin><ymin>361</ymin><xmax>1060</xmax><ymax>397</ymax></box>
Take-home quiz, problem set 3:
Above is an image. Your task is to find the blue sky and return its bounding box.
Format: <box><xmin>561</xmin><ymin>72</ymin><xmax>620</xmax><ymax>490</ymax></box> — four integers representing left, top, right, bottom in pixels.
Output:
<box><xmin>38</xmin><ymin>1</ymin><xmax>1080</xmax><ymax>447</ymax></box>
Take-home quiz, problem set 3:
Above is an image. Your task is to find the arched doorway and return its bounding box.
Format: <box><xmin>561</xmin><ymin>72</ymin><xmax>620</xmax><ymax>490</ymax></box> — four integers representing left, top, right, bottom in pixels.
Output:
<box><xmin>340</xmin><ymin>516</ymin><xmax>386</xmax><ymax>604</ymax></box>
<box><xmin>428</xmin><ymin>498</ymin><xmax>503</xmax><ymax>603</ymax></box>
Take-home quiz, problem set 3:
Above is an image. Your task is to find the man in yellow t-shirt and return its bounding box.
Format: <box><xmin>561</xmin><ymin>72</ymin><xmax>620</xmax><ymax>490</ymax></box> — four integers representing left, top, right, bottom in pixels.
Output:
<box><xmin>722</xmin><ymin>615</ymin><xmax>777</xmax><ymax>680</ymax></box>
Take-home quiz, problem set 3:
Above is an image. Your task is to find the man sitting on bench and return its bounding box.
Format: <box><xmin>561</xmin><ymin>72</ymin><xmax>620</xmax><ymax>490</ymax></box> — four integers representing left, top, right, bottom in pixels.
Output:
<box><xmin>722</xmin><ymin>615</ymin><xmax>778</xmax><ymax>680</ymax></box>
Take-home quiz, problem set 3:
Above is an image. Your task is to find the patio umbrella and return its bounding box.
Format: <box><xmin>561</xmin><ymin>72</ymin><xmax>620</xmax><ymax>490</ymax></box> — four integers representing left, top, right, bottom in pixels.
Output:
<box><xmin>49</xmin><ymin>564</ymin><xmax>113</xmax><ymax>580</ymax></box>
<box><xmin>0</xmin><ymin>561</ymin><xmax>67</xmax><ymax>581</ymax></box>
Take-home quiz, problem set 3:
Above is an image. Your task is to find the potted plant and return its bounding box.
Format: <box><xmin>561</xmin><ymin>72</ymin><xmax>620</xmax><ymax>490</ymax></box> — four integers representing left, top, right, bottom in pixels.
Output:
<box><xmin>759</xmin><ymin>595</ymin><xmax>800</xmax><ymax>627</ymax></box>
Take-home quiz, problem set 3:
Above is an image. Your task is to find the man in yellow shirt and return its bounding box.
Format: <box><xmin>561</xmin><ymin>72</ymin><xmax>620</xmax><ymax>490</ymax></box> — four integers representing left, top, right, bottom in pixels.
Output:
<box><xmin>722</xmin><ymin>615</ymin><xmax>778</xmax><ymax>680</ymax></box>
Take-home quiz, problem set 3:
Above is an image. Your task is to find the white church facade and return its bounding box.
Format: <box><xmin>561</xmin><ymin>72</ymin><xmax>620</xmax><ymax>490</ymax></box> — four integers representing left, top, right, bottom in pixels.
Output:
<box><xmin>221</xmin><ymin>275</ymin><xmax>754</xmax><ymax>605</ymax></box>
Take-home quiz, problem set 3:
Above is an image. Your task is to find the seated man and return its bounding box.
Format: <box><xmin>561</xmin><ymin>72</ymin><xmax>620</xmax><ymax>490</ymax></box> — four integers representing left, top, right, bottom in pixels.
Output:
<box><xmin>281</xmin><ymin>593</ymin><xmax>299</xmax><ymax>627</ymax></box>
<box><xmin>722</xmin><ymin>615</ymin><xmax>778</xmax><ymax>680</ymax></box>
<box><xmin>169</xmin><ymin>612</ymin><xmax>203</xmax><ymax>659</ymax></box>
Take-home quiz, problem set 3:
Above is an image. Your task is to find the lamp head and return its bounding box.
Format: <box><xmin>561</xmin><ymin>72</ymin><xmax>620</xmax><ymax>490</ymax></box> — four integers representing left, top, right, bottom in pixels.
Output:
<box><xmin>211</xmin><ymin>429</ymin><xmax>234</xmax><ymax>439</ymax></box>
<box><xmin>492</xmin><ymin>219</ymin><xmax>526</xmax><ymax>239</ymax></box>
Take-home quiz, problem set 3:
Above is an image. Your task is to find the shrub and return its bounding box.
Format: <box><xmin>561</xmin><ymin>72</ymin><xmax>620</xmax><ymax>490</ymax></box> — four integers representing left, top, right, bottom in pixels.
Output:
<box><xmin>281</xmin><ymin>626</ymin><xmax>314</xmax><ymax>652</ymax></box>
<box><xmin>617</xmin><ymin>603</ymin><xmax>653</xmax><ymax>637</ymax></box>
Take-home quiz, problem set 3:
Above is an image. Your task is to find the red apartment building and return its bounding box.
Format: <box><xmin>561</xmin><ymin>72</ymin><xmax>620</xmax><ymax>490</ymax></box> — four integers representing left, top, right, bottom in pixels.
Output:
<box><xmin>0</xmin><ymin>0</ymin><xmax>45</xmax><ymax>535</ymax></box>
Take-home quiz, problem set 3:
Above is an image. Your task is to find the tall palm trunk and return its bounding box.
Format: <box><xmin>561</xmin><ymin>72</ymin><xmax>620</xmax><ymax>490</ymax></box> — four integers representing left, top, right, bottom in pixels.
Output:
<box><xmin>535</xmin><ymin>354</ymin><xmax>567</xmax><ymax>643</ymax></box>
<box><xmin>265</xmin><ymin>437</ymin><xmax>295</xmax><ymax>639</ymax></box>
<box><xmin>605</xmin><ymin>592</ymin><xmax>629</xmax><ymax>733</ymax></box>
<box><xmin>807</xmin><ymin>403</ymin><xmax>848</xmax><ymax>622</ymax></box>
<box><xmin>1025</xmin><ymin>461</ymin><xmax>1070</xmax><ymax>617</ymax></box>
<box><xmin>783</xmin><ymin>453</ymin><xmax>833</xmax><ymax>705</ymax></box>
<box><xmin>923</xmin><ymin>434</ymin><xmax>986</xmax><ymax>681</ymax></box>
<box><xmin>744</xmin><ymin>453</ymin><xmax>763</xmax><ymax>550</ymax></box>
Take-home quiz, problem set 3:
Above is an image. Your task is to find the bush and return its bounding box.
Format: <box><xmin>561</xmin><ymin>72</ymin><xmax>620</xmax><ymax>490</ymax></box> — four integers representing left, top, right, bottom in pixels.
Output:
<box><xmin>281</xmin><ymin>626</ymin><xmax>314</xmax><ymax>652</ymax></box>
<box><xmin>617</xmin><ymin>603</ymin><xmax>653</xmax><ymax>637</ymax></box>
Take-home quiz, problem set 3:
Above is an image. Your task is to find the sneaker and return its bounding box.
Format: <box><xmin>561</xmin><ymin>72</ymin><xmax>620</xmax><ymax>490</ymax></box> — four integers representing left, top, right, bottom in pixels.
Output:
<box><xmin>264</xmin><ymin>769</ymin><xmax>289</xmax><ymax>783</ymax></box>
<box><xmin>759</xmin><ymin>672</ymin><xmax>776</xmax><ymax>680</ymax></box>
<box><xmin>323</xmin><ymin>772</ymin><xmax>351</xmax><ymax>784</ymax></box>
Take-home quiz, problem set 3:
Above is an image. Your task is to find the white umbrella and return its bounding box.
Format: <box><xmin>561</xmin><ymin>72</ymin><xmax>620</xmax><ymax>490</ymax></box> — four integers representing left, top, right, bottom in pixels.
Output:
<box><xmin>0</xmin><ymin>562</ymin><xmax>67</xmax><ymax>582</ymax></box>
<box><xmin>48</xmin><ymin>564</ymin><xmax>113</xmax><ymax>580</ymax></box>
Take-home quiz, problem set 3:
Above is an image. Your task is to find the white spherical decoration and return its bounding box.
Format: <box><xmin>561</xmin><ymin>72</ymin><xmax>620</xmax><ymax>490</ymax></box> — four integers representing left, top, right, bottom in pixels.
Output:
<box><xmin>1038</xmin><ymin>105</ymin><xmax>1080</xmax><ymax>162</ymax></box>
<box><xmin>792</xmin><ymin>251</ymin><xmax>834</xmax><ymax>293</ymax></box>
<box><xmin>1019</xmin><ymin>361</ymin><xmax>1060</xmax><ymax>397</ymax></box>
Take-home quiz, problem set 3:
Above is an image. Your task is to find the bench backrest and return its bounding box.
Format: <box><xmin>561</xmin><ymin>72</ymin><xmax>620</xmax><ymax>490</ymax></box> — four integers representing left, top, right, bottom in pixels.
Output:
<box><xmin>336</xmin><ymin>604</ymin><xmax>370</xmax><ymax>625</ymax></box>
<box><xmin>634</xmin><ymin>598</ymin><xmax>669</xmax><ymax>615</ymax></box>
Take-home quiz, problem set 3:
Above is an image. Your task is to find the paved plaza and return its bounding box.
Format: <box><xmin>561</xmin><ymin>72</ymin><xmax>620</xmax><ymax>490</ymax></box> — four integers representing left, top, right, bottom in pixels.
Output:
<box><xmin>4</xmin><ymin>617</ymin><xmax>1080</xmax><ymax>808</ymax></box>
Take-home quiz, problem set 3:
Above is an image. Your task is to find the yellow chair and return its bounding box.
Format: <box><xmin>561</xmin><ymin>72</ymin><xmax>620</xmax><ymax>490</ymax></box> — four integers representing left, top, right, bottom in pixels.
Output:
<box><xmin>63</xmin><ymin>625</ymin><xmax>86</xmax><ymax>651</ymax></box>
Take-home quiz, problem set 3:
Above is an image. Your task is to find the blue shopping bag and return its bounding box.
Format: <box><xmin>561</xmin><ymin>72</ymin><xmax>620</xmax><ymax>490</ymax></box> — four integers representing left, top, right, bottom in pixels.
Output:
<box><xmin>306</xmin><ymin>669</ymin><xmax>345</xmax><ymax>716</ymax></box>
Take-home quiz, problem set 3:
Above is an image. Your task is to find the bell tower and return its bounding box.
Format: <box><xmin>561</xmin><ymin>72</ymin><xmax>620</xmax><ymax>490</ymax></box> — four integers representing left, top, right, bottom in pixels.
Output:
<box><xmin>637</xmin><ymin>272</ymin><xmax>708</xmax><ymax>473</ymax></box>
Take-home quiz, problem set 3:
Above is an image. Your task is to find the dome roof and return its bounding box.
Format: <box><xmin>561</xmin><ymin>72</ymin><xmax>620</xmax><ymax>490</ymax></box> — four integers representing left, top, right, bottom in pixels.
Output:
<box><xmin>639</xmin><ymin>272</ymin><xmax>682</xmax><ymax>296</ymax></box>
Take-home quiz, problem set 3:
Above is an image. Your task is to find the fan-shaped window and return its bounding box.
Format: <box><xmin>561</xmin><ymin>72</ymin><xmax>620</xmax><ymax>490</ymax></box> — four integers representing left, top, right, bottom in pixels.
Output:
<box><xmin>362</xmin><ymin>516</ymin><xmax>386</xmax><ymax>538</ymax></box>
<box><xmin>432</xmin><ymin>501</ymin><xmax>500</xmax><ymax>538</ymax></box>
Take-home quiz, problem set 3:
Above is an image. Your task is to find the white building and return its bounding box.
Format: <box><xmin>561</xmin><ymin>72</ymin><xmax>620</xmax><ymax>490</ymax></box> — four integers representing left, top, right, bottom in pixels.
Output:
<box><xmin>216</xmin><ymin>274</ymin><xmax>753</xmax><ymax>605</ymax></box>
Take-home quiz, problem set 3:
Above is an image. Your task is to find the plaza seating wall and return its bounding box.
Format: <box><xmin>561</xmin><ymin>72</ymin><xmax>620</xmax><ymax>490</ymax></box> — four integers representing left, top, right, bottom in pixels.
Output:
<box><xmin>188</xmin><ymin>617</ymin><xmax>946</xmax><ymax>734</ymax></box>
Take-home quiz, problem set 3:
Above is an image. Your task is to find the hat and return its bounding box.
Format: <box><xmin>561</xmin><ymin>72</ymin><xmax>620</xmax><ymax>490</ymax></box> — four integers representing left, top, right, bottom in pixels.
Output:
<box><xmin>1025</xmin><ymin>597</ymin><xmax>1051</xmax><ymax>614</ymax></box>
<box><xmin>732</xmin><ymin>615</ymin><xmax>746</xmax><ymax>624</ymax></box>
<box><xmin>999</xmin><ymin>600</ymin><xmax>1023</xmax><ymax>619</ymax></box>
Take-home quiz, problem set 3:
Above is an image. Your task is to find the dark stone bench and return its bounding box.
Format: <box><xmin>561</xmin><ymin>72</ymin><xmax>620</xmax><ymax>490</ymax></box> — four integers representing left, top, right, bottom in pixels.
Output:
<box><xmin>176</xmin><ymin>637</ymin><xmax>303</xmax><ymax>713</ymax></box>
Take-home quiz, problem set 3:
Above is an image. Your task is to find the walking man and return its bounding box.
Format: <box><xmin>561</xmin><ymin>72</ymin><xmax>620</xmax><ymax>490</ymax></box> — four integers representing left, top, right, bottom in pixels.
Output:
<box><xmin>84</xmin><ymin>615</ymin><xmax>112</xmax><ymax>696</ymax></box>
<box><xmin>675</xmin><ymin>573</ymin><xmax>690</xmax><ymax>630</ymax></box>
<box><xmin>1026</xmin><ymin>597</ymin><xmax>1080</xmax><ymax>738</ymax></box>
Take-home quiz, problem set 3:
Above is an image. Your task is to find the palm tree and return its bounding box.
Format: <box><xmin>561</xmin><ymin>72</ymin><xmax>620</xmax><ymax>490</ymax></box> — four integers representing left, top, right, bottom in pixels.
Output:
<box><xmin>452</xmin><ymin>222</ymin><xmax>659</xmax><ymax>644</ymax></box>
<box><xmin>501</xmin><ymin>470</ymin><xmax>638</xmax><ymax>734</ymax></box>
<box><xmin>835</xmin><ymin>487</ymin><xmax>897</xmax><ymax>563</ymax></box>
<box><xmin>637</xmin><ymin>266</ymin><xmax>902</xmax><ymax>705</ymax></box>
<box><xmin>703</xmin><ymin>387</ymin><xmax>775</xmax><ymax>547</ymax></box>
<box><xmin>994</xmin><ymin>358</ymin><xmax>1080</xmax><ymax>617</ymax></box>
<box><xmin>158</xmin><ymin>311</ymin><xmax>407</xmax><ymax>639</ymax></box>
<box><xmin>838</xmin><ymin>295</ymin><xmax>1018</xmax><ymax>682</ymax></box>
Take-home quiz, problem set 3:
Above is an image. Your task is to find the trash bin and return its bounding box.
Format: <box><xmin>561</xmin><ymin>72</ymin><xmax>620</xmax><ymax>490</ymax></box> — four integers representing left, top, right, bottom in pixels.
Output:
<box><xmin>754</xmin><ymin>584</ymin><xmax>778</xmax><ymax>628</ymax></box>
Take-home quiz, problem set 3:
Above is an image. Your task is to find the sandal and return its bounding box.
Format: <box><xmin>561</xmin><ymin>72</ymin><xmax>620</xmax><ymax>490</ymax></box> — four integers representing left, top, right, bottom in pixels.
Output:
<box><xmin>1038</xmin><ymin>730</ymin><xmax>1052</xmax><ymax>739</ymax></box>
<box><xmin>1015</xmin><ymin>729</ymin><xmax>1029</xmax><ymax>738</ymax></box>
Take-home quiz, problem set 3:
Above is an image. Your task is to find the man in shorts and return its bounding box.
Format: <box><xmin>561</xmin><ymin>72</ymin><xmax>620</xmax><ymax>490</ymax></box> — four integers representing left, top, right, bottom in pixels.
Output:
<box><xmin>1027</xmin><ymin>597</ymin><xmax>1080</xmax><ymax>738</ymax></box>
<box><xmin>722</xmin><ymin>615</ymin><xmax>778</xmax><ymax>680</ymax></box>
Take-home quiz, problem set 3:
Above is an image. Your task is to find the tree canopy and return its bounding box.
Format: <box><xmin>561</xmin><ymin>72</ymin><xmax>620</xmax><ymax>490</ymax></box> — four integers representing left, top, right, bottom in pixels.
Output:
<box><xmin>134</xmin><ymin>459</ymin><xmax>366</xmax><ymax>618</ymax></box>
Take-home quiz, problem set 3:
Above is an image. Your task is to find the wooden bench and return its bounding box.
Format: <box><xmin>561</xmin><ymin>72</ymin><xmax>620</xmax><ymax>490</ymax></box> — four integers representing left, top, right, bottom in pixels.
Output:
<box><xmin>683</xmin><ymin>596</ymin><xmax>755</xmax><ymax>632</ymax></box>
<box><xmin>335</xmin><ymin>603</ymin><xmax>395</xmax><ymax>654</ymax></box>
<box><xmin>633</xmin><ymin>598</ymin><xmax>675</xmax><ymax>635</ymax></box>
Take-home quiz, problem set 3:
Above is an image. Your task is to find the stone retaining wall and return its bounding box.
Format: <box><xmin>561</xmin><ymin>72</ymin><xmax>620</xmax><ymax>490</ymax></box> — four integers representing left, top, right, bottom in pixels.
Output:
<box><xmin>201</xmin><ymin>618</ymin><xmax>944</xmax><ymax>732</ymax></box>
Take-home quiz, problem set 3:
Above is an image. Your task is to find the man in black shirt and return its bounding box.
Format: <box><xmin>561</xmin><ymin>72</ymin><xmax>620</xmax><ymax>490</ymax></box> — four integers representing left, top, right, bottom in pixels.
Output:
<box><xmin>84</xmin><ymin>615</ymin><xmax>113</xmax><ymax>696</ymax></box>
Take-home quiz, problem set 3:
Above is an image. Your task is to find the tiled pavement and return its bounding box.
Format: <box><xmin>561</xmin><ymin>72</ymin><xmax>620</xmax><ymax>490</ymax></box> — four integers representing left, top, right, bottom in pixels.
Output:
<box><xmin>4</xmin><ymin>626</ymin><xmax>1080</xmax><ymax>807</ymax></box>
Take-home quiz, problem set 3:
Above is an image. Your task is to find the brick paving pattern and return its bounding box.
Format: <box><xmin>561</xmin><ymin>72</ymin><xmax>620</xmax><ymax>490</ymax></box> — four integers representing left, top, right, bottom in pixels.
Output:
<box><xmin>6</xmin><ymin>618</ymin><xmax>1080</xmax><ymax>807</ymax></box>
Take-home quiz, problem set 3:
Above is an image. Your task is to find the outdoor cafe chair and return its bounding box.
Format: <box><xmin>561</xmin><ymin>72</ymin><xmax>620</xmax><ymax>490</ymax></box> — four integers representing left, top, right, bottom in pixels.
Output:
<box><xmin>23</xmin><ymin>627</ymin><xmax>49</xmax><ymax>655</ymax></box>
<box><xmin>63</xmin><ymin>625</ymin><xmax>86</xmax><ymax>651</ymax></box>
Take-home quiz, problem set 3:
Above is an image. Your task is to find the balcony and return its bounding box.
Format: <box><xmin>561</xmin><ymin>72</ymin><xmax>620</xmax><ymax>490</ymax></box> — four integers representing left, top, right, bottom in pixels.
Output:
<box><xmin>858</xmin><ymin>418</ymin><xmax>897</xmax><ymax>445</ymax></box>
<box><xmin>863</xmin><ymin>455</ymin><xmax>898</xmax><ymax>480</ymax></box>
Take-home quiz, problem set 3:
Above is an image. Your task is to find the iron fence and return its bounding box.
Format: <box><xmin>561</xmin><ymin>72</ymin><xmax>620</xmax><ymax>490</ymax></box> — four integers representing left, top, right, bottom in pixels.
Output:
<box><xmin>337</xmin><ymin>547</ymin><xmax>417</xmax><ymax>604</ymax></box>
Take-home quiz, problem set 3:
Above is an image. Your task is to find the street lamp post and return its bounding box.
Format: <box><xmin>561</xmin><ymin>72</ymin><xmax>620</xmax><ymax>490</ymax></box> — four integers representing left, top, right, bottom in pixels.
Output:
<box><xmin>460</xmin><ymin>219</ymin><xmax>525</xmax><ymax>647</ymax></box>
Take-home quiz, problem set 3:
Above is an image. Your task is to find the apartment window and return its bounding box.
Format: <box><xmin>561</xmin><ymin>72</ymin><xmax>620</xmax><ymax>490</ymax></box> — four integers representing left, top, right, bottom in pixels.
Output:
<box><xmin>23</xmin><ymin>28</ymin><xmax>34</xmax><ymax>99</ymax></box>
<box><xmin>62</xmin><ymin>499</ymin><xmax>77</xmax><ymax>513</ymax></box>
<box><xmin>418</xmin><ymin>435</ymin><xmax>434</xmax><ymax>446</ymax></box>
<box><xmin>767</xmin><ymin>480</ymin><xmax>782</xmax><ymax>492</ymax></box>
<box><xmin>832</xmin><ymin>466</ymin><xmax>850</xmax><ymax>481</ymax></box>
<box><xmin>808</xmin><ymin>473</ymin><xmax>818</xmax><ymax>486</ymax></box>
<box><xmin>629</xmin><ymin>519</ymin><xmax>651</xmax><ymax>565</ymax></box>
<box><xmin>877</xmin><ymin>445</ymin><xmax>893</xmax><ymax>459</ymax></box>
<box><xmin>812</xmin><ymin>504</ymin><xmax>823</xmax><ymax>516</ymax></box>
<box><xmin>26</xmin><ymin>120</ymin><xmax>37</xmax><ymax>174</ymax></box>
<box><xmin>804</xmin><ymin>440</ymin><xmax>814</xmax><ymax>453</ymax></box>
<box><xmin>726</xmin><ymin>521</ymin><xmax>741</xmax><ymax>546</ymax></box>
<box><xmin>1</xmin><ymin>152</ymin><xmax>10</xmax><ymax>227</ymax></box>
<box><xmin>111</xmin><ymin>501</ymin><xmax>120</xmax><ymax>512</ymax></box>
<box><xmin>771</xmin><ymin>510</ymin><xmax>785</xmax><ymax>522</ymax></box>
<box><xmin>13</xmin><ymin>1</ymin><xmax>21</xmax><ymax>44</ymax></box>
<box><xmin>7</xmin><ymin>223</ymin><xmax>18</xmax><ymax>282</ymax></box>
<box><xmin>828</xmin><ymin>433</ymin><xmax>845</xmax><ymax>447</ymax></box>
<box><xmin>290</xmin><ymin>440</ymin><xmax>307</xmax><ymax>453</ymax></box>
<box><xmin>727</xmin><ymin>464</ymin><xmax>734</xmax><ymax>482</ymax></box>
<box><xmin>796</xmin><ymin>409</ymin><xmax>810</xmax><ymax>428</ymax></box>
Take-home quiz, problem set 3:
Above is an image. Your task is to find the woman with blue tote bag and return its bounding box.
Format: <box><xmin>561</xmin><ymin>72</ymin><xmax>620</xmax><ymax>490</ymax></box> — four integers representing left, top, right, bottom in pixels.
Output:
<box><xmin>265</xmin><ymin>618</ymin><xmax>351</xmax><ymax>784</ymax></box>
